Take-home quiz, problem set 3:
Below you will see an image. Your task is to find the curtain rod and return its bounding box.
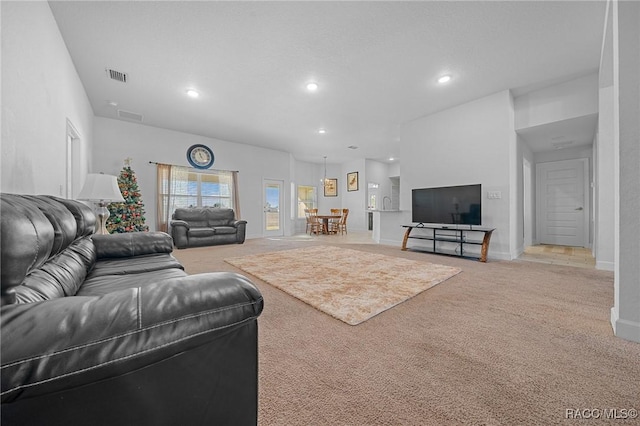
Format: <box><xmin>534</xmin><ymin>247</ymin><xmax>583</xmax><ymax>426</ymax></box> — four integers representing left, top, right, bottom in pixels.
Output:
<box><xmin>148</xmin><ymin>161</ymin><xmax>238</xmax><ymax>173</ymax></box>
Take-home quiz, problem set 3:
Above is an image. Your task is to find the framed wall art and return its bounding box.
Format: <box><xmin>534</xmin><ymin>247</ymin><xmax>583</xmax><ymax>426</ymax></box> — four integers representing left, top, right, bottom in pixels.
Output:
<box><xmin>347</xmin><ymin>172</ymin><xmax>359</xmax><ymax>192</ymax></box>
<box><xmin>324</xmin><ymin>178</ymin><xmax>338</xmax><ymax>197</ymax></box>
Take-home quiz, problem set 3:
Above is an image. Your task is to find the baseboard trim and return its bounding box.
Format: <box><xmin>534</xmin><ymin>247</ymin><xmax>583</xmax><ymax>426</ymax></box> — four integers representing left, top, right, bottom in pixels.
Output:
<box><xmin>611</xmin><ymin>307</ymin><xmax>619</xmax><ymax>333</ymax></box>
<box><xmin>611</xmin><ymin>309</ymin><xmax>640</xmax><ymax>343</ymax></box>
<box><xmin>596</xmin><ymin>260</ymin><xmax>615</xmax><ymax>271</ymax></box>
<box><xmin>379</xmin><ymin>238</ymin><xmax>403</xmax><ymax>247</ymax></box>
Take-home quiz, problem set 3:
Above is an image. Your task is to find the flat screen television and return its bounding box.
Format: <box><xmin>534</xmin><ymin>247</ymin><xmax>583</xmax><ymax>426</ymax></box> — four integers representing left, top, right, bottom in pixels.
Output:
<box><xmin>412</xmin><ymin>184</ymin><xmax>481</xmax><ymax>226</ymax></box>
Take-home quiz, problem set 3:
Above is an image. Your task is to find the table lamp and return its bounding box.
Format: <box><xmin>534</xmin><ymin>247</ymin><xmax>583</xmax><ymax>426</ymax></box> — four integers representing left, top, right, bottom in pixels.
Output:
<box><xmin>77</xmin><ymin>173</ymin><xmax>125</xmax><ymax>235</ymax></box>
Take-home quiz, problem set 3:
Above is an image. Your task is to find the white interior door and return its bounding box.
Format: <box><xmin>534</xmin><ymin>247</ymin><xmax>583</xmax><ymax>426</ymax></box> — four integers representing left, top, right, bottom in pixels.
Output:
<box><xmin>536</xmin><ymin>159</ymin><xmax>589</xmax><ymax>247</ymax></box>
<box><xmin>263</xmin><ymin>179</ymin><xmax>284</xmax><ymax>237</ymax></box>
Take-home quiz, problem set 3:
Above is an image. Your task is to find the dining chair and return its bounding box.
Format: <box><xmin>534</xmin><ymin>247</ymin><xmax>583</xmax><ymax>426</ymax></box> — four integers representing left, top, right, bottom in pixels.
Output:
<box><xmin>336</xmin><ymin>208</ymin><xmax>349</xmax><ymax>235</ymax></box>
<box><xmin>304</xmin><ymin>209</ymin><xmax>312</xmax><ymax>234</ymax></box>
<box><xmin>305</xmin><ymin>208</ymin><xmax>323</xmax><ymax>235</ymax></box>
<box><xmin>329</xmin><ymin>208</ymin><xmax>341</xmax><ymax>234</ymax></box>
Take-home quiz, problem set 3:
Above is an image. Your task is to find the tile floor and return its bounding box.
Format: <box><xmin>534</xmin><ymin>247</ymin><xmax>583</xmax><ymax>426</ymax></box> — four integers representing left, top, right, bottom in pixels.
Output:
<box><xmin>518</xmin><ymin>244</ymin><xmax>596</xmax><ymax>269</ymax></box>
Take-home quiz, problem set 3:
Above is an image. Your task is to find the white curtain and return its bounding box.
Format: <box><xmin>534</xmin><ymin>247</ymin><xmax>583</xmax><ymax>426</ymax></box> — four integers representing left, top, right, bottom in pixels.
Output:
<box><xmin>156</xmin><ymin>163</ymin><xmax>189</xmax><ymax>232</ymax></box>
<box><xmin>231</xmin><ymin>171</ymin><xmax>241</xmax><ymax>219</ymax></box>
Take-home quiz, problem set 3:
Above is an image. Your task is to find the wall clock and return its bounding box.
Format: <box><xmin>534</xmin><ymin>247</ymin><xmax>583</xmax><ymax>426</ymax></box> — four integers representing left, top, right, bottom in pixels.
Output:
<box><xmin>186</xmin><ymin>144</ymin><xmax>215</xmax><ymax>169</ymax></box>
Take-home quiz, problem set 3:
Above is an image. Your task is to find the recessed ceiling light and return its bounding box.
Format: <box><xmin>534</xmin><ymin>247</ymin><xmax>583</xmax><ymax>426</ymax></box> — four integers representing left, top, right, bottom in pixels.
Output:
<box><xmin>306</xmin><ymin>82</ymin><xmax>319</xmax><ymax>91</ymax></box>
<box><xmin>186</xmin><ymin>89</ymin><xmax>199</xmax><ymax>98</ymax></box>
<box><xmin>437</xmin><ymin>75</ymin><xmax>452</xmax><ymax>84</ymax></box>
<box><xmin>389</xmin><ymin>157</ymin><xmax>395</xmax><ymax>161</ymax></box>
<box><xmin>106</xmin><ymin>100</ymin><xmax>118</xmax><ymax>107</ymax></box>
<box><xmin>318</xmin><ymin>128</ymin><xmax>326</xmax><ymax>134</ymax></box>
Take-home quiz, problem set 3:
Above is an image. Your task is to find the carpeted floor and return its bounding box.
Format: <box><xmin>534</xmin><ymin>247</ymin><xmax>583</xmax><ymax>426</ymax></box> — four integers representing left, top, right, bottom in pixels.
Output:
<box><xmin>173</xmin><ymin>237</ymin><xmax>640</xmax><ymax>425</ymax></box>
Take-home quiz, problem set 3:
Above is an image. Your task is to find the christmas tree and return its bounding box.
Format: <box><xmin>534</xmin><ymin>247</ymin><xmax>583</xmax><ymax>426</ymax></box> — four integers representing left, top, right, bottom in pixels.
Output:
<box><xmin>106</xmin><ymin>158</ymin><xmax>149</xmax><ymax>233</ymax></box>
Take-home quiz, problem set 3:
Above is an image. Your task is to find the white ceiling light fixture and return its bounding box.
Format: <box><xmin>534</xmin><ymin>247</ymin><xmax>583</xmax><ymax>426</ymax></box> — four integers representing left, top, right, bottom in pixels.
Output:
<box><xmin>389</xmin><ymin>157</ymin><xmax>395</xmax><ymax>161</ymax></box>
<box><xmin>186</xmin><ymin>89</ymin><xmax>200</xmax><ymax>98</ymax></box>
<box><xmin>437</xmin><ymin>75</ymin><xmax>452</xmax><ymax>84</ymax></box>
<box><xmin>318</xmin><ymin>128</ymin><xmax>326</xmax><ymax>134</ymax></box>
<box><xmin>306</xmin><ymin>82</ymin><xmax>319</xmax><ymax>91</ymax></box>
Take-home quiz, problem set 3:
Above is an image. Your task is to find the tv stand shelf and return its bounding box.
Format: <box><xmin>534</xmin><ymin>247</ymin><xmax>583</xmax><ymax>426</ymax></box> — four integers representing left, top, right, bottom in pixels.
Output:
<box><xmin>401</xmin><ymin>224</ymin><xmax>495</xmax><ymax>262</ymax></box>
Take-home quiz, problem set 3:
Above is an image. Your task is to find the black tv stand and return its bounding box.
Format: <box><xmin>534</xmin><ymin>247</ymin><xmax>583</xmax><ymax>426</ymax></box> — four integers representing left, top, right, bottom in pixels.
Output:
<box><xmin>401</xmin><ymin>224</ymin><xmax>495</xmax><ymax>262</ymax></box>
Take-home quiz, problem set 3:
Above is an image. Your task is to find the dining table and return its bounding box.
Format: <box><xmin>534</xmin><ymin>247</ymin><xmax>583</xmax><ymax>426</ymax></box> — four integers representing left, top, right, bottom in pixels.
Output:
<box><xmin>316</xmin><ymin>214</ymin><xmax>342</xmax><ymax>234</ymax></box>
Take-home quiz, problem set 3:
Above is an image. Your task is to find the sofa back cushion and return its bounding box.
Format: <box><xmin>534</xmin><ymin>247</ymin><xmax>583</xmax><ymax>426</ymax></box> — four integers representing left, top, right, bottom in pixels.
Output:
<box><xmin>172</xmin><ymin>207</ymin><xmax>236</xmax><ymax>227</ymax></box>
<box><xmin>206</xmin><ymin>208</ymin><xmax>235</xmax><ymax>227</ymax></box>
<box><xmin>1</xmin><ymin>194</ymin><xmax>97</xmax><ymax>305</ymax></box>
<box><xmin>172</xmin><ymin>208</ymin><xmax>209</xmax><ymax>228</ymax></box>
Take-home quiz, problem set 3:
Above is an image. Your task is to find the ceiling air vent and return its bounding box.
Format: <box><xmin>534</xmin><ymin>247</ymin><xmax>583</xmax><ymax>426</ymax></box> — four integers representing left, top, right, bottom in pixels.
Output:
<box><xmin>106</xmin><ymin>68</ymin><xmax>128</xmax><ymax>83</ymax></box>
<box><xmin>551</xmin><ymin>140</ymin><xmax>574</xmax><ymax>150</ymax></box>
<box><xmin>347</xmin><ymin>145</ymin><xmax>359</xmax><ymax>150</ymax></box>
<box><xmin>117</xmin><ymin>109</ymin><xmax>143</xmax><ymax>122</ymax></box>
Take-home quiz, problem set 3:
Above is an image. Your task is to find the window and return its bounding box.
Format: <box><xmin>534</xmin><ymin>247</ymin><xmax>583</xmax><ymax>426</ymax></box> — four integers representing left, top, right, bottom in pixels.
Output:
<box><xmin>172</xmin><ymin>171</ymin><xmax>234</xmax><ymax>209</ymax></box>
<box><xmin>156</xmin><ymin>165</ymin><xmax>240</xmax><ymax>233</ymax></box>
<box><xmin>369</xmin><ymin>194</ymin><xmax>377</xmax><ymax>210</ymax></box>
<box><xmin>297</xmin><ymin>185</ymin><xmax>317</xmax><ymax>218</ymax></box>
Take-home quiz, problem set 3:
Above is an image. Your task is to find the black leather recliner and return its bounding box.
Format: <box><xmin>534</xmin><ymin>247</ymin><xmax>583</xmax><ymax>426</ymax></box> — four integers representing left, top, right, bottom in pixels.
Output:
<box><xmin>0</xmin><ymin>194</ymin><xmax>264</xmax><ymax>425</ymax></box>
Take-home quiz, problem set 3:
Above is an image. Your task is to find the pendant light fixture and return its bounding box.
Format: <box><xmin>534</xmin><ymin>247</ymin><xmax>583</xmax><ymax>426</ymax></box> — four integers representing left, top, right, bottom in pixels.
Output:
<box><xmin>321</xmin><ymin>155</ymin><xmax>327</xmax><ymax>184</ymax></box>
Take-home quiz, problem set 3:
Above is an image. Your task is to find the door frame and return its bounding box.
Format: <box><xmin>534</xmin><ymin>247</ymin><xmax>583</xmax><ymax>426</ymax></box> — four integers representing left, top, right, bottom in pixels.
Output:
<box><xmin>523</xmin><ymin>157</ymin><xmax>534</xmax><ymax>247</ymax></box>
<box><xmin>263</xmin><ymin>179</ymin><xmax>284</xmax><ymax>237</ymax></box>
<box><xmin>535</xmin><ymin>158</ymin><xmax>590</xmax><ymax>247</ymax></box>
<box><xmin>66</xmin><ymin>119</ymin><xmax>82</xmax><ymax>199</ymax></box>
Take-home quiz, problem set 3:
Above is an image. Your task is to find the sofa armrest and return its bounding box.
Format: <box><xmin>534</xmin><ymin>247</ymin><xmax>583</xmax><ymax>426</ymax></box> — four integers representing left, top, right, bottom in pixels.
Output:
<box><xmin>92</xmin><ymin>232</ymin><xmax>174</xmax><ymax>259</ymax></box>
<box><xmin>169</xmin><ymin>219</ymin><xmax>189</xmax><ymax>229</ymax></box>
<box><xmin>1</xmin><ymin>272</ymin><xmax>263</xmax><ymax>403</ymax></box>
<box><xmin>169</xmin><ymin>220</ymin><xmax>190</xmax><ymax>248</ymax></box>
<box><xmin>233</xmin><ymin>220</ymin><xmax>247</xmax><ymax>243</ymax></box>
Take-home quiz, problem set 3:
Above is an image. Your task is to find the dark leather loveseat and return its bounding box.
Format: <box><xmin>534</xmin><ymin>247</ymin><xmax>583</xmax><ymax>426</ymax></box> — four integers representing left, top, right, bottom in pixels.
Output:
<box><xmin>1</xmin><ymin>194</ymin><xmax>264</xmax><ymax>425</ymax></box>
<box><xmin>170</xmin><ymin>207</ymin><xmax>247</xmax><ymax>249</ymax></box>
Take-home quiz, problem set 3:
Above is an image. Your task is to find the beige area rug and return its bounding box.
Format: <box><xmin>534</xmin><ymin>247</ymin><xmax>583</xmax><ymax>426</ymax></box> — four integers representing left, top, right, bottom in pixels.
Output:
<box><xmin>225</xmin><ymin>245</ymin><xmax>461</xmax><ymax>325</ymax></box>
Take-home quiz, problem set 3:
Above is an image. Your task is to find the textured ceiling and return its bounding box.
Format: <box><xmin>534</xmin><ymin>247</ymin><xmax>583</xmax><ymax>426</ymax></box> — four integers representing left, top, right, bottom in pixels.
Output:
<box><xmin>48</xmin><ymin>1</ymin><xmax>606</xmax><ymax>164</ymax></box>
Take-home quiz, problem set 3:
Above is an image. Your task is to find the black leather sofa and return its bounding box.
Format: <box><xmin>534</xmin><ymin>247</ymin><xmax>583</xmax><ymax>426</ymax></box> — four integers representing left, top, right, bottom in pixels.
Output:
<box><xmin>0</xmin><ymin>194</ymin><xmax>264</xmax><ymax>425</ymax></box>
<box><xmin>170</xmin><ymin>207</ymin><xmax>247</xmax><ymax>249</ymax></box>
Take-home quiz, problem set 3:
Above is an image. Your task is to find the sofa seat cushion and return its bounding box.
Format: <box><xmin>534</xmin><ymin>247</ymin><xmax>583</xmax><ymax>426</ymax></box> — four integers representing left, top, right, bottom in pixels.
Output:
<box><xmin>212</xmin><ymin>226</ymin><xmax>237</xmax><ymax>235</ymax></box>
<box><xmin>78</xmin><ymin>268</ymin><xmax>188</xmax><ymax>297</ymax></box>
<box><xmin>188</xmin><ymin>227</ymin><xmax>215</xmax><ymax>238</ymax></box>
<box><xmin>89</xmin><ymin>253</ymin><xmax>184</xmax><ymax>278</ymax></box>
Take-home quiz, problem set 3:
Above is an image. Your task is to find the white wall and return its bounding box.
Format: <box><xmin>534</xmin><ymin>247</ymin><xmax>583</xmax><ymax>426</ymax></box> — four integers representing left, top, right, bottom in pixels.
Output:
<box><xmin>612</xmin><ymin>0</ymin><xmax>640</xmax><ymax>343</ymax></box>
<box><xmin>595</xmin><ymin>7</ymin><xmax>616</xmax><ymax>270</ymax></box>
<box><xmin>1</xmin><ymin>1</ymin><xmax>94</xmax><ymax>195</ymax></box>
<box><xmin>388</xmin><ymin>162</ymin><xmax>400</xmax><ymax>178</ymax></box>
<box><xmin>93</xmin><ymin>117</ymin><xmax>292</xmax><ymax>239</ymax></box>
<box><xmin>514</xmin><ymin>73</ymin><xmax>599</xmax><ymax>130</ymax></box>
<box><xmin>521</xmin><ymin>140</ymin><xmax>535</xmax><ymax>246</ymax></box>
<box><xmin>400</xmin><ymin>90</ymin><xmax>515</xmax><ymax>260</ymax></box>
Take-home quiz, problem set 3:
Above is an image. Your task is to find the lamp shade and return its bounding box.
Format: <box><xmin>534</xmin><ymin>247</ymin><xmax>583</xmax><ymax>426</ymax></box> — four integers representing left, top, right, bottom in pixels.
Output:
<box><xmin>77</xmin><ymin>173</ymin><xmax>125</xmax><ymax>203</ymax></box>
